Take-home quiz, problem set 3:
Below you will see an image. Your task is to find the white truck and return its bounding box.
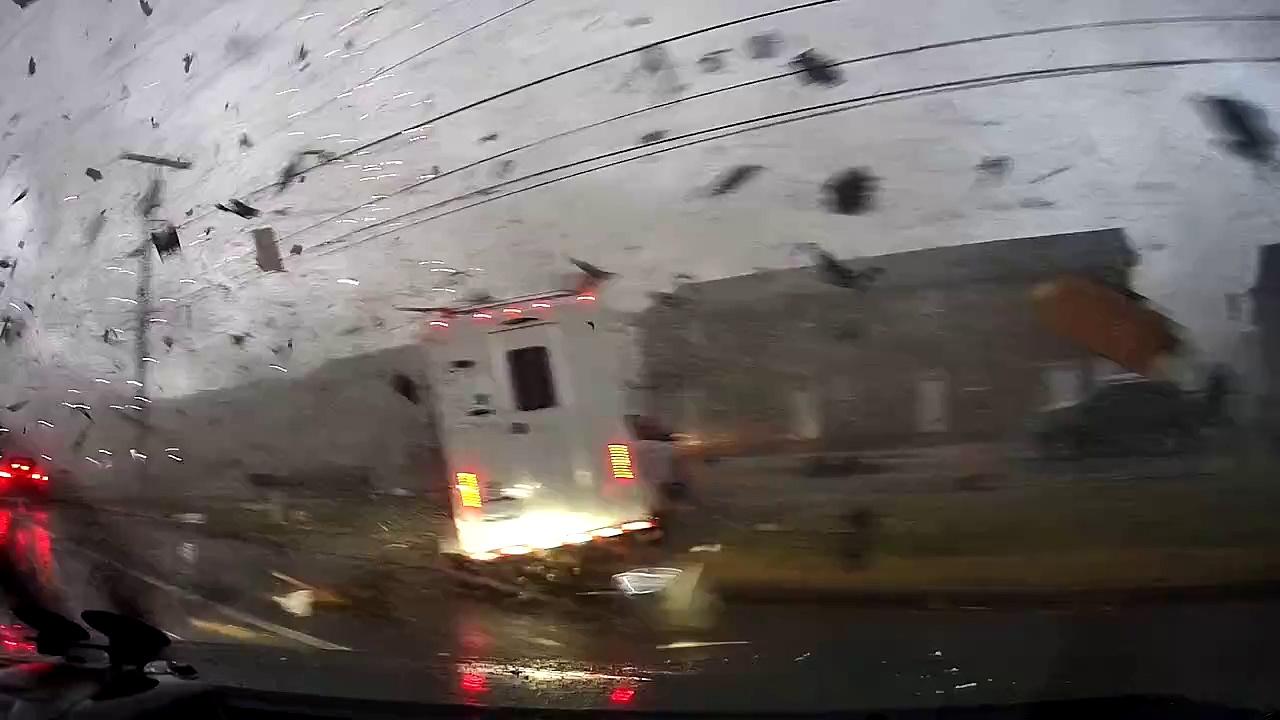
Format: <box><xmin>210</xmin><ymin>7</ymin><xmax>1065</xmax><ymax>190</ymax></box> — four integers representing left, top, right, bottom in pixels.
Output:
<box><xmin>421</xmin><ymin>287</ymin><xmax>656</xmax><ymax>562</ymax></box>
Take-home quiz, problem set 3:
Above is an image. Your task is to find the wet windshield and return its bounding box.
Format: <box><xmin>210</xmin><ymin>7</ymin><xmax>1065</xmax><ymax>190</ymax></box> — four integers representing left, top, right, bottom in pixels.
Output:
<box><xmin>0</xmin><ymin>0</ymin><xmax>1278</xmax><ymax>713</ymax></box>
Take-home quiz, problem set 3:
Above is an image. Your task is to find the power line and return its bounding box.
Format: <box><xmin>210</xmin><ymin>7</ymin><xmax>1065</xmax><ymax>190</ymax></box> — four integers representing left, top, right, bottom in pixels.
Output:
<box><xmin>182</xmin><ymin>0</ymin><xmax>845</xmax><ymax>223</ymax></box>
<box><xmin>275</xmin><ymin>13</ymin><xmax>1280</xmax><ymax>245</ymax></box>
<box><xmin>276</xmin><ymin>0</ymin><xmax>537</xmax><ymax>142</ymax></box>
<box><xmin>171</xmin><ymin>0</ymin><xmax>530</xmax><ymax>232</ymax></box>
<box><xmin>178</xmin><ymin>54</ymin><xmax>1280</xmax><ymax>302</ymax></box>
<box><xmin>304</xmin><ymin>56</ymin><xmax>1280</xmax><ymax>258</ymax></box>
<box><xmin>371</xmin><ymin>0</ymin><xmax>540</xmax><ymax>79</ymax></box>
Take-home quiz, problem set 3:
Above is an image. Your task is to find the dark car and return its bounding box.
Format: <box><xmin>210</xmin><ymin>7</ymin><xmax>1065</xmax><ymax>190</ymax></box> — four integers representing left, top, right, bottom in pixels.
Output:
<box><xmin>0</xmin><ymin>455</ymin><xmax>50</xmax><ymax>498</ymax></box>
<box><xmin>1032</xmin><ymin>380</ymin><xmax>1201</xmax><ymax>458</ymax></box>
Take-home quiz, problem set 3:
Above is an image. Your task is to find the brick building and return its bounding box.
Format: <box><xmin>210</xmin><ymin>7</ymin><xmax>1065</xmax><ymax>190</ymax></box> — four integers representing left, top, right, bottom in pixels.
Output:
<box><xmin>637</xmin><ymin>228</ymin><xmax>1136</xmax><ymax>452</ymax></box>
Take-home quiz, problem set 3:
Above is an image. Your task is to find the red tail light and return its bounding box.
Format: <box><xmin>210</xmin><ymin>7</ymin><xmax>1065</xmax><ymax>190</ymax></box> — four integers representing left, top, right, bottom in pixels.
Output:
<box><xmin>609</xmin><ymin>686</ymin><xmax>637</xmax><ymax>706</ymax></box>
<box><xmin>455</xmin><ymin>472</ymin><xmax>482</xmax><ymax>508</ymax></box>
<box><xmin>459</xmin><ymin>672</ymin><xmax>487</xmax><ymax>694</ymax></box>
<box><xmin>607</xmin><ymin>444</ymin><xmax>635</xmax><ymax>483</ymax></box>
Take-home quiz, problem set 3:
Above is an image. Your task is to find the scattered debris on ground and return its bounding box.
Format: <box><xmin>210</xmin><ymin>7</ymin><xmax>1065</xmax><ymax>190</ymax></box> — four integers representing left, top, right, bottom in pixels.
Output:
<box><xmin>85</xmin><ymin>167</ymin><xmax>103</xmax><ymax>181</ymax></box>
<box><xmin>27</xmin><ymin>57</ymin><xmax>35</xmax><ymax>76</ymax></box>
<box><xmin>182</xmin><ymin>53</ymin><xmax>194</xmax><ymax>73</ymax></box>
<box><xmin>478</xmin><ymin>133</ymin><xmax>499</xmax><ymax>143</ymax></box>
<box><xmin>639</xmin><ymin>130</ymin><xmax>669</xmax><ymax>144</ymax></box>
<box><xmin>139</xmin><ymin>0</ymin><xmax>152</xmax><ymax>16</ymax></box>
<box><xmin>290</xmin><ymin>244</ymin><xmax>303</xmax><ymax>255</ymax></box>
<box><xmin>10</xmin><ymin>189</ymin><xmax>26</xmax><ymax>205</ymax></box>
<box><xmin>239</xmin><ymin>133</ymin><xmax>253</xmax><ymax>149</ymax></box>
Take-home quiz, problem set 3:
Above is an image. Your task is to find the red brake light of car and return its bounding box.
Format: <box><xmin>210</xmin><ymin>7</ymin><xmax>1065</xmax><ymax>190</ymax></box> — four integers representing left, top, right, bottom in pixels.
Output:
<box><xmin>607</xmin><ymin>444</ymin><xmax>635</xmax><ymax>482</ymax></box>
<box><xmin>609</xmin><ymin>686</ymin><xmax>637</xmax><ymax>706</ymax></box>
<box><xmin>456</xmin><ymin>472</ymin><xmax>482</xmax><ymax>509</ymax></box>
<box><xmin>459</xmin><ymin>672</ymin><xmax>487</xmax><ymax>694</ymax></box>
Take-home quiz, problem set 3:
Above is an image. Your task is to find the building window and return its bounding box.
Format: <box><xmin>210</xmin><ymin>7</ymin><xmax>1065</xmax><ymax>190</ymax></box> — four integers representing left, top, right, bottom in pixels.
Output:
<box><xmin>507</xmin><ymin>346</ymin><xmax>557</xmax><ymax>411</ymax></box>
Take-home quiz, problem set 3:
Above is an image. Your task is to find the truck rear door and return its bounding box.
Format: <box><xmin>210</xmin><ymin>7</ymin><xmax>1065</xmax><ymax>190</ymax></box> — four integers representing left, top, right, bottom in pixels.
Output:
<box><xmin>488</xmin><ymin>320</ymin><xmax>579</xmax><ymax>504</ymax></box>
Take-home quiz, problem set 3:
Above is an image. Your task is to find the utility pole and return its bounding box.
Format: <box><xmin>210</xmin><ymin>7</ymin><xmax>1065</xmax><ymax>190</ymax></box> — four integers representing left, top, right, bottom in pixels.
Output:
<box><xmin>133</xmin><ymin>191</ymin><xmax>157</xmax><ymax>491</ymax></box>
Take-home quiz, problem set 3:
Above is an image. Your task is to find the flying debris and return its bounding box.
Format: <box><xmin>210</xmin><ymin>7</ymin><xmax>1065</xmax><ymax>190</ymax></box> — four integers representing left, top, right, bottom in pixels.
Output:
<box><xmin>822</xmin><ymin>168</ymin><xmax>878</xmax><ymax>215</ymax></box>
<box><xmin>747</xmin><ymin>31</ymin><xmax>781</xmax><ymax>59</ymax></box>
<box><xmin>251</xmin><ymin>227</ymin><xmax>284</xmax><ymax>272</ymax></box>
<box><xmin>567</xmin><ymin>258</ymin><xmax>616</xmax><ymax>295</ymax></box>
<box><xmin>1194</xmin><ymin>95</ymin><xmax>1277</xmax><ymax>165</ymax></box>
<box><xmin>789</xmin><ymin>49</ymin><xmax>842</xmax><ymax>86</ymax></box>
<box><xmin>277</xmin><ymin>149</ymin><xmax>337</xmax><ymax>192</ymax></box>
<box><xmin>150</xmin><ymin>224</ymin><xmax>181</xmax><ymax>258</ymax></box>
<box><xmin>569</xmin><ymin>257</ymin><xmax>616</xmax><ymax>282</ymax></box>
<box><xmin>708</xmin><ymin>165</ymin><xmax>764</xmax><ymax>196</ymax></box>
<box><xmin>119</xmin><ymin>152</ymin><xmax>192</xmax><ymax>169</ymax></box>
<box><xmin>215</xmin><ymin>199</ymin><xmax>260</xmax><ymax>219</ymax></box>
<box><xmin>137</xmin><ymin>177</ymin><xmax>164</xmax><ymax>217</ymax></box>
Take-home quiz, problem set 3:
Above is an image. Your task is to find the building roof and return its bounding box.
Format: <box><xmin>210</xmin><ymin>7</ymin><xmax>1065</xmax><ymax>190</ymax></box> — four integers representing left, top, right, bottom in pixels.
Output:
<box><xmin>678</xmin><ymin>228</ymin><xmax>1135</xmax><ymax>302</ymax></box>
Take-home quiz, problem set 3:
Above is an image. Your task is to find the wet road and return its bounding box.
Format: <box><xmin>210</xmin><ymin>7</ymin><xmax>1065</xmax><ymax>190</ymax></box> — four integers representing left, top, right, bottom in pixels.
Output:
<box><xmin>0</xmin><ymin>501</ymin><xmax>1269</xmax><ymax>711</ymax></box>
